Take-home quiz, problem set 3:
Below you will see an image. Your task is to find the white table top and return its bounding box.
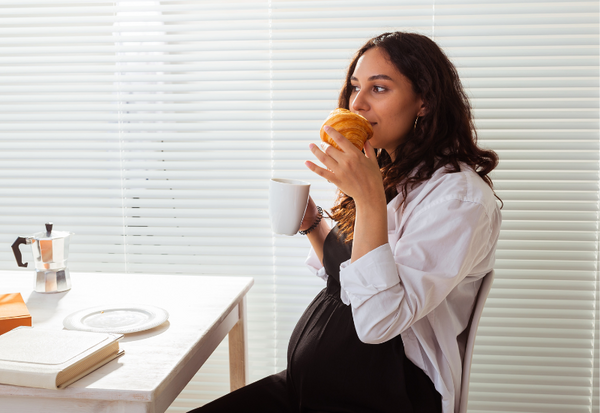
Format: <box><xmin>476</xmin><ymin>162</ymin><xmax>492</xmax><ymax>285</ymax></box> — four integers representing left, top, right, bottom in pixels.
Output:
<box><xmin>0</xmin><ymin>270</ymin><xmax>253</xmax><ymax>412</ymax></box>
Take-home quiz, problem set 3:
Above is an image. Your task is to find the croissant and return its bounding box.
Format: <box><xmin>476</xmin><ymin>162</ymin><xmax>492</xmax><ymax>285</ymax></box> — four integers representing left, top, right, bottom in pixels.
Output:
<box><xmin>320</xmin><ymin>108</ymin><xmax>373</xmax><ymax>151</ymax></box>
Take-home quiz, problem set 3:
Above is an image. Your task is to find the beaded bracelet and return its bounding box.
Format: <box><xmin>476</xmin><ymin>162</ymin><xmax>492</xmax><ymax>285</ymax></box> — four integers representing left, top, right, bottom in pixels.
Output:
<box><xmin>299</xmin><ymin>206</ymin><xmax>323</xmax><ymax>235</ymax></box>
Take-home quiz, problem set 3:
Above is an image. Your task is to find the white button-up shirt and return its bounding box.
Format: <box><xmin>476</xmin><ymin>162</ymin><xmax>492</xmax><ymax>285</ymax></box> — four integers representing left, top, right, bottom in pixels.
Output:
<box><xmin>306</xmin><ymin>164</ymin><xmax>501</xmax><ymax>413</ymax></box>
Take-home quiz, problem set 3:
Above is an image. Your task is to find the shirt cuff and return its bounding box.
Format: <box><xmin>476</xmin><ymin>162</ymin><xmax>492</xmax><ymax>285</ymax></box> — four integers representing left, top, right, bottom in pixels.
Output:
<box><xmin>305</xmin><ymin>247</ymin><xmax>328</xmax><ymax>282</ymax></box>
<box><xmin>339</xmin><ymin>243</ymin><xmax>400</xmax><ymax>307</ymax></box>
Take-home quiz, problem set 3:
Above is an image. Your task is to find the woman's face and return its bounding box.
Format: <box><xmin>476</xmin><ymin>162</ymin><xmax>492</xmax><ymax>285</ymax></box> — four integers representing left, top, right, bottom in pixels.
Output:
<box><xmin>349</xmin><ymin>47</ymin><xmax>424</xmax><ymax>159</ymax></box>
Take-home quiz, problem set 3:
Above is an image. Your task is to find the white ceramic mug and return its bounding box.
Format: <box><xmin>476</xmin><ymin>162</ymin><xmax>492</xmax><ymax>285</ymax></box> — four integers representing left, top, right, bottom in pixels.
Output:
<box><xmin>268</xmin><ymin>178</ymin><xmax>311</xmax><ymax>236</ymax></box>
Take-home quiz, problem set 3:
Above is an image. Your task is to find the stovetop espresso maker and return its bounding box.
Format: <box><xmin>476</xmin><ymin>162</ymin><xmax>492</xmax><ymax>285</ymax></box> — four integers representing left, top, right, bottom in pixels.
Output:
<box><xmin>11</xmin><ymin>223</ymin><xmax>74</xmax><ymax>293</ymax></box>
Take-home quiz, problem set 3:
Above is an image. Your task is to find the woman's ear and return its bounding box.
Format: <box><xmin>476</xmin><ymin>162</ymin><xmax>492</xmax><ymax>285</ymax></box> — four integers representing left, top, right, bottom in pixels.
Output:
<box><xmin>417</xmin><ymin>100</ymin><xmax>427</xmax><ymax>117</ymax></box>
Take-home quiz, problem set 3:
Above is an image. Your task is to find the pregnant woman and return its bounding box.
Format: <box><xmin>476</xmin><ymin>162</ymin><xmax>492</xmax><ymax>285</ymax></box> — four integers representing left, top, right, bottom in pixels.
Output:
<box><xmin>190</xmin><ymin>31</ymin><xmax>501</xmax><ymax>413</ymax></box>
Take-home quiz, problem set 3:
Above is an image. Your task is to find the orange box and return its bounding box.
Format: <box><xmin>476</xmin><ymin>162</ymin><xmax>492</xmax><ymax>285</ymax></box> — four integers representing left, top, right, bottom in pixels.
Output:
<box><xmin>0</xmin><ymin>293</ymin><xmax>32</xmax><ymax>335</ymax></box>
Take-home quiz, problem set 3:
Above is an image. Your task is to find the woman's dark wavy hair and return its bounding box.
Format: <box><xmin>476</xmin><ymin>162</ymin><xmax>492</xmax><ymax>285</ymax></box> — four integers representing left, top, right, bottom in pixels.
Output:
<box><xmin>330</xmin><ymin>32</ymin><xmax>500</xmax><ymax>242</ymax></box>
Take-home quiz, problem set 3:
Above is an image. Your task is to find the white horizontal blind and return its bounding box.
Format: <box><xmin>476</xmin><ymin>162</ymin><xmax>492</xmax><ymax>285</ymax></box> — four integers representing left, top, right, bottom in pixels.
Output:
<box><xmin>0</xmin><ymin>0</ymin><xmax>274</xmax><ymax>408</ymax></box>
<box><xmin>434</xmin><ymin>1</ymin><xmax>599</xmax><ymax>412</ymax></box>
<box><xmin>0</xmin><ymin>1</ymin><xmax>598</xmax><ymax>413</ymax></box>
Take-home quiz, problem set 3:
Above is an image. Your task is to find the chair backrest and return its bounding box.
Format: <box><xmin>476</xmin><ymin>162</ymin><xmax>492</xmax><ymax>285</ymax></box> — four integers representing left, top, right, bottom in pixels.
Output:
<box><xmin>457</xmin><ymin>270</ymin><xmax>495</xmax><ymax>413</ymax></box>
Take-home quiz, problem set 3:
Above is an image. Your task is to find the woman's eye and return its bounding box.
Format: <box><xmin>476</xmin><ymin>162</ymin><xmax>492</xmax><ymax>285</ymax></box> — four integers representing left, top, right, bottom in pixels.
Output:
<box><xmin>373</xmin><ymin>86</ymin><xmax>386</xmax><ymax>93</ymax></box>
<box><xmin>351</xmin><ymin>85</ymin><xmax>360</xmax><ymax>93</ymax></box>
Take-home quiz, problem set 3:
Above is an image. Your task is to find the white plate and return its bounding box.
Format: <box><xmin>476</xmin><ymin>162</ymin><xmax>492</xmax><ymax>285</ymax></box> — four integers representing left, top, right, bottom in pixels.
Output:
<box><xmin>63</xmin><ymin>304</ymin><xmax>169</xmax><ymax>334</ymax></box>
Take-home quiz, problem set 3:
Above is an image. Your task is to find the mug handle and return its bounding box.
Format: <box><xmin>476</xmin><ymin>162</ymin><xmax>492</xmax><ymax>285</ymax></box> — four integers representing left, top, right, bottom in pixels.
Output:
<box><xmin>11</xmin><ymin>237</ymin><xmax>29</xmax><ymax>268</ymax></box>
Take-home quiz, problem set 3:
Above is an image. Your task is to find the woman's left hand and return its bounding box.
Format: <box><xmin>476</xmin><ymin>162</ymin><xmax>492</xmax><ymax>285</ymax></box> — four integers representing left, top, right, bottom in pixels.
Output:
<box><xmin>305</xmin><ymin>125</ymin><xmax>384</xmax><ymax>204</ymax></box>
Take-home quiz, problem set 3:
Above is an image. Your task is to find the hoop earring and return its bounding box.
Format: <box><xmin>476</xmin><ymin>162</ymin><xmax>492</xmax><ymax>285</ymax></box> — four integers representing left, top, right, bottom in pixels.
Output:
<box><xmin>413</xmin><ymin>116</ymin><xmax>419</xmax><ymax>131</ymax></box>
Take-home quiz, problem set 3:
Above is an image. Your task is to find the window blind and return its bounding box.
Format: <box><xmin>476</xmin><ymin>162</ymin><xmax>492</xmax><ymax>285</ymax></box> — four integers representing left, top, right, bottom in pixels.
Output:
<box><xmin>0</xmin><ymin>0</ymin><xmax>276</xmax><ymax>406</ymax></box>
<box><xmin>0</xmin><ymin>1</ymin><xmax>597</xmax><ymax>413</ymax></box>
<box><xmin>433</xmin><ymin>2</ymin><xmax>599</xmax><ymax>412</ymax></box>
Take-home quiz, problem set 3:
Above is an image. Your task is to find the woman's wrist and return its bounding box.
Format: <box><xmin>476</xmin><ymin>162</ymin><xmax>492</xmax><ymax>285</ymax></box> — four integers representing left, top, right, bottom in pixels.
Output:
<box><xmin>299</xmin><ymin>206</ymin><xmax>323</xmax><ymax>235</ymax></box>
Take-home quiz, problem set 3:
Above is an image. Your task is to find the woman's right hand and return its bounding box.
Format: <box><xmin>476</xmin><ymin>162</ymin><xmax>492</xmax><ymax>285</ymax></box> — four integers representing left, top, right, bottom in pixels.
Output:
<box><xmin>305</xmin><ymin>128</ymin><xmax>387</xmax><ymax>263</ymax></box>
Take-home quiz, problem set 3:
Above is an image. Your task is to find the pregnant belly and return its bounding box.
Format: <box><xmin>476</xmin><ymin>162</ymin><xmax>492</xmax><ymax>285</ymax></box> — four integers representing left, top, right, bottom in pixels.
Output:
<box><xmin>286</xmin><ymin>290</ymin><xmax>414</xmax><ymax>413</ymax></box>
<box><xmin>288</xmin><ymin>290</ymin><xmax>355</xmax><ymax>377</ymax></box>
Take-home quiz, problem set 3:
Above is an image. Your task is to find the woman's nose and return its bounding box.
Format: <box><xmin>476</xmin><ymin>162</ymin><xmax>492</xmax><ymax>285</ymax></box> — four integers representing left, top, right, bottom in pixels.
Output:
<box><xmin>351</xmin><ymin>90</ymin><xmax>369</xmax><ymax>113</ymax></box>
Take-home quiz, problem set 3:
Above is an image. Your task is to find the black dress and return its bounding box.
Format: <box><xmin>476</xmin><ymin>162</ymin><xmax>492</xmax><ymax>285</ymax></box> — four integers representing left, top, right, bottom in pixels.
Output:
<box><xmin>286</xmin><ymin>226</ymin><xmax>441</xmax><ymax>413</ymax></box>
<box><xmin>191</xmin><ymin>226</ymin><xmax>441</xmax><ymax>413</ymax></box>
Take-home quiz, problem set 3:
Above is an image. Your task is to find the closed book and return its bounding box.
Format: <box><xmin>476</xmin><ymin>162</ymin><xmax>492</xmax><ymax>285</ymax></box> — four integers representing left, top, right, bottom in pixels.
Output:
<box><xmin>0</xmin><ymin>293</ymin><xmax>32</xmax><ymax>335</ymax></box>
<box><xmin>0</xmin><ymin>326</ymin><xmax>123</xmax><ymax>389</ymax></box>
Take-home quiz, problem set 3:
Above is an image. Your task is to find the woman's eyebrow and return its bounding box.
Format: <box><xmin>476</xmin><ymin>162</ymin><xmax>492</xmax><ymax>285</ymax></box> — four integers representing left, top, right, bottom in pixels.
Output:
<box><xmin>350</xmin><ymin>74</ymin><xmax>393</xmax><ymax>81</ymax></box>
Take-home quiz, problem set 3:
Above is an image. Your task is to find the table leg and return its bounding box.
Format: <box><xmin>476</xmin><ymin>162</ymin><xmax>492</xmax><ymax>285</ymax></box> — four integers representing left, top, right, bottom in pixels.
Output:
<box><xmin>229</xmin><ymin>295</ymin><xmax>248</xmax><ymax>391</ymax></box>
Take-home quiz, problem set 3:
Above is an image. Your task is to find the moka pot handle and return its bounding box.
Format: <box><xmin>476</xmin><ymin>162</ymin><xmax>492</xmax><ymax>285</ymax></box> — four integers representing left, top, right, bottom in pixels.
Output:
<box><xmin>11</xmin><ymin>237</ymin><xmax>30</xmax><ymax>268</ymax></box>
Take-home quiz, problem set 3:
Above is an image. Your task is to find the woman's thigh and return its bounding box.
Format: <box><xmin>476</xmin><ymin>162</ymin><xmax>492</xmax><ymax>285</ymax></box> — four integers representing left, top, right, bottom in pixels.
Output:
<box><xmin>188</xmin><ymin>370</ymin><xmax>295</xmax><ymax>413</ymax></box>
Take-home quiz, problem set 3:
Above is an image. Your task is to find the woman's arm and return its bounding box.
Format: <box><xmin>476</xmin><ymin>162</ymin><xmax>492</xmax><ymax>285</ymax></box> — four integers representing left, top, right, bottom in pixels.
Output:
<box><xmin>306</xmin><ymin>130</ymin><xmax>500</xmax><ymax>343</ymax></box>
<box><xmin>341</xmin><ymin>193</ymin><xmax>500</xmax><ymax>344</ymax></box>
<box><xmin>351</xmin><ymin>178</ymin><xmax>387</xmax><ymax>263</ymax></box>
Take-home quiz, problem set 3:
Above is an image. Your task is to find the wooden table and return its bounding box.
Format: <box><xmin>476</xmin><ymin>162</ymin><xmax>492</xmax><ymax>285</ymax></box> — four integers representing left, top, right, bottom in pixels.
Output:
<box><xmin>0</xmin><ymin>270</ymin><xmax>253</xmax><ymax>413</ymax></box>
